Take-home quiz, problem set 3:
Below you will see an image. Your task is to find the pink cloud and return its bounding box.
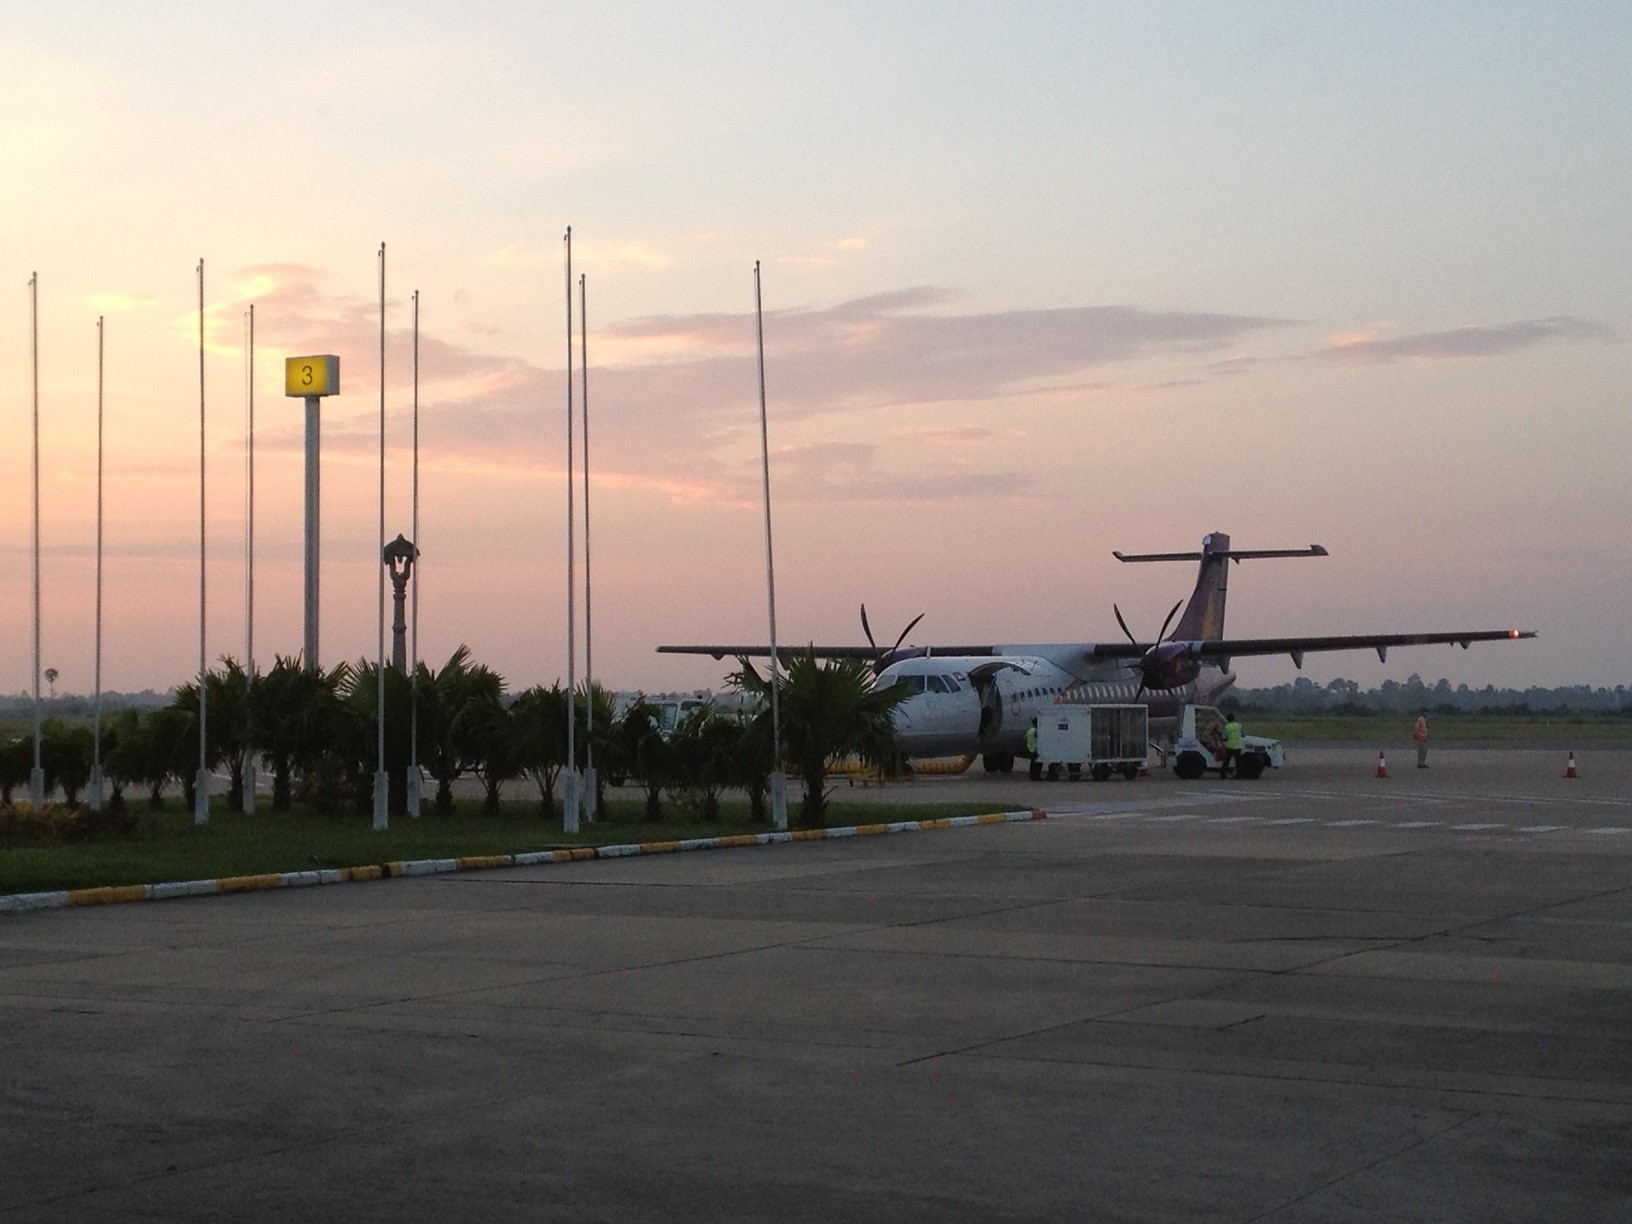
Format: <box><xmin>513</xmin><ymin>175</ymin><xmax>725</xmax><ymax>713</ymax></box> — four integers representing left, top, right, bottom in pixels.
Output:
<box><xmin>1321</xmin><ymin>317</ymin><xmax>1612</xmax><ymax>363</ymax></box>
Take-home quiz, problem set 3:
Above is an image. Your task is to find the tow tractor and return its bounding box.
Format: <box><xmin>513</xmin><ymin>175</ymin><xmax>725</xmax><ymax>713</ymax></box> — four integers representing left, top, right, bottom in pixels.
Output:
<box><xmin>1030</xmin><ymin>704</ymin><xmax>1149</xmax><ymax>781</ymax></box>
<box><xmin>1166</xmin><ymin>704</ymin><xmax>1284</xmax><ymax>780</ymax></box>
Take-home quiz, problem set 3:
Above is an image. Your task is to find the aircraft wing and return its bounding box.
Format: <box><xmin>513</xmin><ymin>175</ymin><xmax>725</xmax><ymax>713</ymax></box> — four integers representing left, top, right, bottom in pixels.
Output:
<box><xmin>656</xmin><ymin>643</ymin><xmax>1001</xmax><ymax>662</ymax></box>
<box><xmin>1087</xmin><ymin>628</ymin><xmax>1535</xmax><ymax>667</ymax></box>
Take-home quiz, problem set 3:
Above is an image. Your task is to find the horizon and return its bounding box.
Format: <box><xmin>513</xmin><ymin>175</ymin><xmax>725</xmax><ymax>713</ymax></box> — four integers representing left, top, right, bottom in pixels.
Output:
<box><xmin>4</xmin><ymin>4</ymin><xmax>1628</xmax><ymax>697</ymax></box>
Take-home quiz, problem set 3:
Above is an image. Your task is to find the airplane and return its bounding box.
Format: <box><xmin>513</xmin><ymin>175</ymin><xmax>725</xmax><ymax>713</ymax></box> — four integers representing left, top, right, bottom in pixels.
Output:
<box><xmin>658</xmin><ymin>532</ymin><xmax>1536</xmax><ymax>771</ymax></box>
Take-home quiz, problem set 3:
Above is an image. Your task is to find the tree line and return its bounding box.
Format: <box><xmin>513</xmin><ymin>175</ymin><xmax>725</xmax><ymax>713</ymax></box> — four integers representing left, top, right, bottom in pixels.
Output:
<box><xmin>0</xmin><ymin>649</ymin><xmax>907</xmax><ymax>829</ymax></box>
<box><xmin>1233</xmin><ymin>674</ymin><xmax>1632</xmax><ymax>716</ymax></box>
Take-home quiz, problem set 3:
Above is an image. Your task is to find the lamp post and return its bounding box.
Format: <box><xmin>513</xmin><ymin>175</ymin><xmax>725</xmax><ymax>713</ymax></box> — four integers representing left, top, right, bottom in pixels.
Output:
<box><xmin>384</xmin><ymin>534</ymin><xmax>418</xmax><ymax>671</ymax></box>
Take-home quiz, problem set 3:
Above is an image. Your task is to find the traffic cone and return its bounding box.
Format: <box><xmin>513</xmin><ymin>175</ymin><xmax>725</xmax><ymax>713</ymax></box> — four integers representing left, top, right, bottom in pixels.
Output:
<box><xmin>1375</xmin><ymin>750</ymin><xmax>1388</xmax><ymax>778</ymax></box>
<box><xmin>1564</xmin><ymin>752</ymin><xmax>1578</xmax><ymax>779</ymax></box>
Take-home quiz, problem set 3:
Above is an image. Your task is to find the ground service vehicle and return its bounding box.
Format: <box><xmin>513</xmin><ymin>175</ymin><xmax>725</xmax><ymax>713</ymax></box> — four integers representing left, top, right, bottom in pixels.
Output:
<box><xmin>1032</xmin><ymin>704</ymin><xmax>1150</xmax><ymax>781</ymax></box>
<box><xmin>1169</xmin><ymin>705</ymin><xmax>1284</xmax><ymax>780</ymax></box>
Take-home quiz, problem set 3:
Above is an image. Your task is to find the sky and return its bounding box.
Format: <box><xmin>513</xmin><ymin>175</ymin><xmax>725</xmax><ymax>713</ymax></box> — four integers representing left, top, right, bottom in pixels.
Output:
<box><xmin>3</xmin><ymin>1</ymin><xmax>1630</xmax><ymax>699</ymax></box>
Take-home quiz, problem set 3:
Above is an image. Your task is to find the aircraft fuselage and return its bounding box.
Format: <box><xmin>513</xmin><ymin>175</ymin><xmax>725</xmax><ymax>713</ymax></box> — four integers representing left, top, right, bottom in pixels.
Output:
<box><xmin>875</xmin><ymin>653</ymin><xmax>1236</xmax><ymax>759</ymax></box>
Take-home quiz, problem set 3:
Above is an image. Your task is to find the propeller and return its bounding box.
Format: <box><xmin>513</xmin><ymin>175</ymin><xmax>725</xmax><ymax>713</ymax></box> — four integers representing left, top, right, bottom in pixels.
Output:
<box><xmin>861</xmin><ymin>604</ymin><xmax>925</xmax><ymax>670</ymax></box>
<box><xmin>1113</xmin><ymin>599</ymin><xmax>1184</xmax><ymax>697</ymax></box>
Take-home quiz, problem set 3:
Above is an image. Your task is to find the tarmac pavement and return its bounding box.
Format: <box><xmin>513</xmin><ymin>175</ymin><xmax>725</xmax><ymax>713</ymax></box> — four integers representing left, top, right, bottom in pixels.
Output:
<box><xmin>1</xmin><ymin>745</ymin><xmax>1629</xmax><ymax>1221</ymax></box>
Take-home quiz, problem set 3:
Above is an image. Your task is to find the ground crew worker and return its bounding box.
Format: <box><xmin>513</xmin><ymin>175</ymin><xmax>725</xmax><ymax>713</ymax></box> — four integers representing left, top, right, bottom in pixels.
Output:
<box><xmin>1222</xmin><ymin>713</ymin><xmax>1244</xmax><ymax>779</ymax></box>
<box><xmin>1414</xmin><ymin>712</ymin><xmax>1429</xmax><ymax>768</ymax></box>
<box><xmin>1025</xmin><ymin>718</ymin><xmax>1040</xmax><ymax>780</ymax></box>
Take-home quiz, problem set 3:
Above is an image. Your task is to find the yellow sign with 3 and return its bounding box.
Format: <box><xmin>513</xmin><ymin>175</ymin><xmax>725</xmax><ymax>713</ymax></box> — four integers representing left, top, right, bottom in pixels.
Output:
<box><xmin>285</xmin><ymin>355</ymin><xmax>340</xmax><ymax>398</ymax></box>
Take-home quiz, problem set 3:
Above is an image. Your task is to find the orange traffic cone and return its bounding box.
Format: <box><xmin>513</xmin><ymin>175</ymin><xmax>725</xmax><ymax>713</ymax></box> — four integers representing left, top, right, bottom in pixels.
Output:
<box><xmin>1375</xmin><ymin>750</ymin><xmax>1388</xmax><ymax>778</ymax></box>
<box><xmin>1564</xmin><ymin>752</ymin><xmax>1578</xmax><ymax>779</ymax></box>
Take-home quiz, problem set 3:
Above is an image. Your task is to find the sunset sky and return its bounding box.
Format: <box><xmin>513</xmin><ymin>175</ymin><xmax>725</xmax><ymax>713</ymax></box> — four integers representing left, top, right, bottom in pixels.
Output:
<box><xmin>3</xmin><ymin>2</ymin><xmax>1629</xmax><ymax>698</ymax></box>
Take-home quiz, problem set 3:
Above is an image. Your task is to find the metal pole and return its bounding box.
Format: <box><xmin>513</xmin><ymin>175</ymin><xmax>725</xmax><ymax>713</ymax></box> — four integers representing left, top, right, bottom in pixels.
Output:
<box><xmin>243</xmin><ymin>304</ymin><xmax>256</xmax><ymax>814</ymax></box>
<box><xmin>373</xmin><ymin>243</ymin><xmax>389</xmax><ymax>830</ymax></box>
<box><xmin>304</xmin><ymin>392</ymin><xmax>320</xmax><ymax>671</ymax></box>
<box><xmin>91</xmin><ymin>316</ymin><xmax>104</xmax><ymax>811</ymax></box>
<box><xmin>28</xmin><ymin>273</ymin><xmax>43</xmax><ymax>807</ymax></box>
<box><xmin>562</xmin><ymin>227</ymin><xmax>579</xmax><ymax>833</ymax></box>
<box><xmin>407</xmin><ymin>289</ymin><xmax>421</xmax><ymax>817</ymax></box>
<box><xmin>195</xmin><ymin>259</ymin><xmax>209</xmax><ymax>824</ymax></box>
<box><xmin>755</xmin><ymin>262</ymin><xmax>787</xmax><ymax>831</ymax></box>
<box><xmin>579</xmin><ymin>272</ymin><xmax>595</xmax><ymax>820</ymax></box>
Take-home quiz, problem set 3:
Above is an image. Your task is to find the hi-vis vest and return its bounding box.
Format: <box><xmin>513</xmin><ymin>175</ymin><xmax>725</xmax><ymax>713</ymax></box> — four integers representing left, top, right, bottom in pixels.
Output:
<box><xmin>1224</xmin><ymin>721</ymin><xmax>1243</xmax><ymax>750</ymax></box>
<box><xmin>1414</xmin><ymin>717</ymin><xmax>1428</xmax><ymax>741</ymax></box>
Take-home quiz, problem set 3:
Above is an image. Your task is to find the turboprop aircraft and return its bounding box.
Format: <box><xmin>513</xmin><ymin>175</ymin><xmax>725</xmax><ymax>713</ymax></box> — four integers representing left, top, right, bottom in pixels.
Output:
<box><xmin>657</xmin><ymin>532</ymin><xmax>1535</xmax><ymax>771</ymax></box>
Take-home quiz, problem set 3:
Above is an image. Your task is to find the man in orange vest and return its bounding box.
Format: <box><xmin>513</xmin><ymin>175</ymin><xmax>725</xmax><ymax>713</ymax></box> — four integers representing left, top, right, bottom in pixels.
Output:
<box><xmin>1413</xmin><ymin>712</ymin><xmax>1429</xmax><ymax>768</ymax></box>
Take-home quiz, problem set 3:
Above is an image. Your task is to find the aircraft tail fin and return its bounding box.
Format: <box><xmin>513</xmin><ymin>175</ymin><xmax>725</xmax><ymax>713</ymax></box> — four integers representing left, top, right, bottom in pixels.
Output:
<box><xmin>1113</xmin><ymin>533</ymin><xmax>1327</xmax><ymax>641</ymax></box>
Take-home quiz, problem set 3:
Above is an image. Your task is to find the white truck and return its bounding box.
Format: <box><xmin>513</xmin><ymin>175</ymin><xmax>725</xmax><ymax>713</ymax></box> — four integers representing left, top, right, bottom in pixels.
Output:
<box><xmin>1168</xmin><ymin>705</ymin><xmax>1284</xmax><ymax>780</ymax></box>
<box><xmin>1031</xmin><ymin>704</ymin><xmax>1150</xmax><ymax>781</ymax></box>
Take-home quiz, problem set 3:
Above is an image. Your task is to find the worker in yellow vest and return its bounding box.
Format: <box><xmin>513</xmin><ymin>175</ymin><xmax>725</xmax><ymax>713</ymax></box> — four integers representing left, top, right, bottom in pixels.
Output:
<box><xmin>1222</xmin><ymin>714</ymin><xmax>1244</xmax><ymax>779</ymax></box>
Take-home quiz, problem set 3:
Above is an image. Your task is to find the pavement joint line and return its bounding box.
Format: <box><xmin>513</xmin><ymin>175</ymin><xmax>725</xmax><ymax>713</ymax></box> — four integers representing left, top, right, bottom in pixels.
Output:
<box><xmin>0</xmin><ymin>807</ymin><xmax>1054</xmax><ymax>916</ymax></box>
<box><xmin>1237</xmin><ymin>1112</ymin><xmax>1484</xmax><ymax>1224</ymax></box>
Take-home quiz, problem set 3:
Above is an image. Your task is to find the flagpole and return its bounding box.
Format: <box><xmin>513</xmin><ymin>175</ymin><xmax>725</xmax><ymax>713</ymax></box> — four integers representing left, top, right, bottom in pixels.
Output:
<box><xmin>373</xmin><ymin>243</ymin><xmax>389</xmax><ymax>830</ymax></box>
<box><xmin>91</xmin><ymin>316</ymin><xmax>105</xmax><ymax>811</ymax></box>
<box><xmin>407</xmin><ymin>288</ymin><xmax>421</xmax><ymax>817</ymax></box>
<box><xmin>579</xmin><ymin>272</ymin><xmax>595</xmax><ymax>820</ymax></box>
<box><xmin>28</xmin><ymin>273</ymin><xmax>44</xmax><ymax>807</ymax></box>
<box><xmin>755</xmin><ymin>261</ymin><xmax>787</xmax><ymax>831</ymax></box>
<box><xmin>562</xmin><ymin>227</ymin><xmax>579</xmax><ymax>833</ymax></box>
<box><xmin>243</xmin><ymin>303</ymin><xmax>256</xmax><ymax>814</ymax></box>
<box><xmin>195</xmin><ymin>259</ymin><xmax>209</xmax><ymax>824</ymax></box>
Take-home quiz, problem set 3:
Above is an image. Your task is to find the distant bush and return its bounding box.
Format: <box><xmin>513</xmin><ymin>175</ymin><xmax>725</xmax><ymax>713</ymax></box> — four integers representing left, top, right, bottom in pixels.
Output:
<box><xmin>0</xmin><ymin>801</ymin><xmax>138</xmax><ymax>844</ymax></box>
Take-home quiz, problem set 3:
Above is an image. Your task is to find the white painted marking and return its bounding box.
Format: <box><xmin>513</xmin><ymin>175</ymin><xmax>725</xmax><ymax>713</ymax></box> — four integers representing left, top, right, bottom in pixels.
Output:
<box><xmin>1452</xmin><ymin>823</ymin><xmax>1507</xmax><ymax>831</ymax></box>
<box><xmin>1326</xmin><ymin>819</ymin><xmax>1378</xmax><ymax>827</ymax></box>
<box><xmin>1516</xmin><ymin>825</ymin><xmax>1565</xmax><ymax>833</ymax></box>
<box><xmin>1146</xmin><ymin>814</ymin><xmax>1204</xmax><ymax>823</ymax></box>
<box><xmin>1394</xmin><ymin>821</ymin><xmax>1441</xmax><ymax>828</ymax></box>
<box><xmin>1205</xmin><ymin>816</ymin><xmax>1260</xmax><ymax>824</ymax></box>
<box><xmin>1588</xmin><ymin>827</ymin><xmax>1631</xmax><ymax>836</ymax></box>
<box><xmin>1262</xmin><ymin>817</ymin><xmax>1316</xmax><ymax>825</ymax></box>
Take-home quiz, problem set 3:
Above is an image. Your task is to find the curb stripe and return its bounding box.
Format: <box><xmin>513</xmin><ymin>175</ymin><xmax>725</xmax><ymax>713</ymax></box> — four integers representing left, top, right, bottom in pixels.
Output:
<box><xmin>1</xmin><ymin>807</ymin><xmax>1041</xmax><ymax>916</ymax></box>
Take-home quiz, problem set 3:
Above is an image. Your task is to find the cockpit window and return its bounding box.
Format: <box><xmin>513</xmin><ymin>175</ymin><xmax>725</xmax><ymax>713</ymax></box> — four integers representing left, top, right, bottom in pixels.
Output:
<box><xmin>926</xmin><ymin>674</ymin><xmax>949</xmax><ymax>693</ymax></box>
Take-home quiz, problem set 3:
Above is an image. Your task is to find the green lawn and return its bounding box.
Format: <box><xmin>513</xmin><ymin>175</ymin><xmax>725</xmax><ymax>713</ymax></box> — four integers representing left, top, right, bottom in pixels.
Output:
<box><xmin>0</xmin><ymin>794</ymin><xmax>1009</xmax><ymax>896</ymax></box>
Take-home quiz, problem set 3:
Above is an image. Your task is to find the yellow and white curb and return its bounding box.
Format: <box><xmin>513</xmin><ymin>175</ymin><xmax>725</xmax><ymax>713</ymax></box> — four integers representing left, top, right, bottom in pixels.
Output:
<box><xmin>0</xmin><ymin>809</ymin><xmax>1048</xmax><ymax>915</ymax></box>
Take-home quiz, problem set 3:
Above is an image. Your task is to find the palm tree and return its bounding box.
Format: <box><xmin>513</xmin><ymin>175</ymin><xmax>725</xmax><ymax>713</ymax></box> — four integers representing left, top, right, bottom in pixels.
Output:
<box><xmin>667</xmin><ymin>706</ymin><xmax>739</xmax><ymax>822</ymax></box>
<box><xmin>416</xmin><ymin>646</ymin><xmax>505</xmax><ymax>815</ymax></box>
<box><xmin>733</xmin><ymin>651</ymin><xmax>907</xmax><ymax>827</ymax></box>
<box><xmin>205</xmin><ymin>658</ymin><xmax>255</xmax><ymax>810</ymax></box>
<box><xmin>42</xmin><ymin>719</ymin><xmax>95</xmax><ymax>805</ymax></box>
<box><xmin>345</xmin><ymin>660</ymin><xmax>427</xmax><ymax>815</ymax></box>
<box><xmin>253</xmin><ymin>656</ymin><xmax>349</xmax><ymax>810</ymax></box>
<box><xmin>511</xmin><ymin>683</ymin><xmax>567</xmax><ymax>816</ymax></box>
<box><xmin>572</xmin><ymin>682</ymin><xmax>618</xmax><ymax>815</ymax></box>
<box><xmin>0</xmin><ymin>737</ymin><xmax>29</xmax><ymax>804</ymax></box>
<box><xmin>144</xmin><ymin>702</ymin><xmax>194</xmax><ymax>811</ymax></box>
<box><xmin>102</xmin><ymin>708</ymin><xmax>147</xmax><ymax>810</ymax></box>
<box><xmin>473</xmin><ymin>698</ymin><xmax>522</xmax><ymax>811</ymax></box>
<box><xmin>616</xmin><ymin>698</ymin><xmax>671</xmax><ymax>822</ymax></box>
